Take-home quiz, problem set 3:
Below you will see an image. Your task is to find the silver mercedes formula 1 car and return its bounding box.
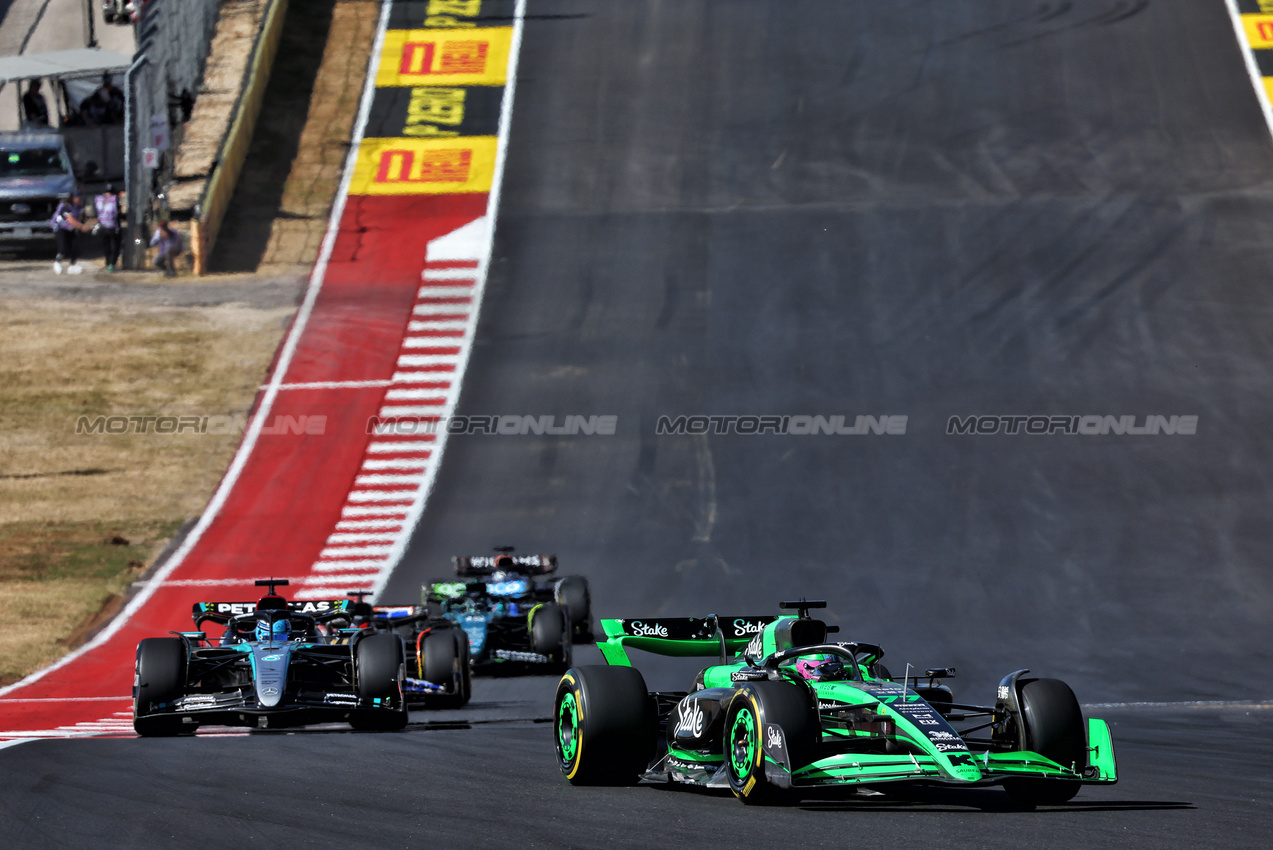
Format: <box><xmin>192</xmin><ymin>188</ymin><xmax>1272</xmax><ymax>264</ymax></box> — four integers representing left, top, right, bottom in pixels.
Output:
<box><xmin>132</xmin><ymin>580</ymin><xmax>439</xmax><ymax>735</ymax></box>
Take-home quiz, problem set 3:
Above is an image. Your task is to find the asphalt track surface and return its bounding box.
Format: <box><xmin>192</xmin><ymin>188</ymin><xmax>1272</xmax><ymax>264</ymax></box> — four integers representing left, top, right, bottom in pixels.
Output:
<box><xmin>391</xmin><ymin>0</ymin><xmax>1273</xmax><ymax>699</ymax></box>
<box><xmin>7</xmin><ymin>0</ymin><xmax>1273</xmax><ymax>846</ymax></box>
<box><xmin>0</xmin><ymin>680</ymin><xmax>1268</xmax><ymax>848</ymax></box>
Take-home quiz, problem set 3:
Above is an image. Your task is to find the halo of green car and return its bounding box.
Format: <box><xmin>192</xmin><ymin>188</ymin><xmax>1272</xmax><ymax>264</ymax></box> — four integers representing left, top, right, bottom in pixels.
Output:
<box><xmin>553</xmin><ymin>600</ymin><xmax>1117</xmax><ymax>805</ymax></box>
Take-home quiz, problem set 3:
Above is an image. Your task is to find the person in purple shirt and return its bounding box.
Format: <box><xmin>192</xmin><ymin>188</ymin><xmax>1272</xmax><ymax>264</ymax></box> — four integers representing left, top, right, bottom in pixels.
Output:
<box><xmin>149</xmin><ymin>220</ymin><xmax>183</xmax><ymax>277</ymax></box>
<box><xmin>51</xmin><ymin>191</ymin><xmax>91</xmax><ymax>274</ymax></box>
<box><xmin>93</xmin><ymin>184</ymin><xmax>123</xmax><ymax>272</ymax></box>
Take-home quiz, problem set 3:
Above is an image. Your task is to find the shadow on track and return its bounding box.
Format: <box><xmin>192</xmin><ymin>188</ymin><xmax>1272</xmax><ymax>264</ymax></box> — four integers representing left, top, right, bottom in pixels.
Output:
<box><xmin>797</xmin><ymin>790</ymin><xmax>1193</xmax><ymax>814</ymax></box>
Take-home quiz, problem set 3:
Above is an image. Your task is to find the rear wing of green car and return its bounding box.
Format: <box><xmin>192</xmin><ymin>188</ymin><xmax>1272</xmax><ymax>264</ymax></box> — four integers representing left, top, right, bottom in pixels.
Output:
<box><xmin>597</xmin><ymin>616</ymin><xmax>779</xmax><ymax>666</ymax></box>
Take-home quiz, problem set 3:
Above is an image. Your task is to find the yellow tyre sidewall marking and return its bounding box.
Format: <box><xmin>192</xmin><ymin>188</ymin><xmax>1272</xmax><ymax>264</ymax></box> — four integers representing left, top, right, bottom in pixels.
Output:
<box><xmin>737</xmin><ymin>694</ymin><xmax>763</xmax><ymax>797</ymax></box>
<box><xmin>560</xmin><ymin>674</ymin><xmax>583</xmax><ymax>780</ymax></box>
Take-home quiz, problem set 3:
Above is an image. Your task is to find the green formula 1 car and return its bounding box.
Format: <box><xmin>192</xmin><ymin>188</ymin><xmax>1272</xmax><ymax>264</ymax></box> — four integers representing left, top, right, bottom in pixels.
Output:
<box><xmin>553</xmin><ymin>601</ymin><xmax>1117</xmax><ymax>805</ymax></box>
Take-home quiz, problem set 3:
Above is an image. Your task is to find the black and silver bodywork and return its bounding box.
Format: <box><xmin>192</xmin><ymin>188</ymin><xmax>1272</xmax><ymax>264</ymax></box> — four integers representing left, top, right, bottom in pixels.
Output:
<box><xmin>131</xmin><ymin>581</ymin><xmax>411</xmax><ymax>735</ymax></box>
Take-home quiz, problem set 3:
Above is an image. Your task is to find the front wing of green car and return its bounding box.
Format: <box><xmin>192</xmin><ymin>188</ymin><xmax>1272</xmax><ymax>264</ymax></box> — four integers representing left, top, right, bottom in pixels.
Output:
<box><xmin>752</xmin><ymin>717</ymin><xmax>1117</xmax><ymax>789</ymax></box>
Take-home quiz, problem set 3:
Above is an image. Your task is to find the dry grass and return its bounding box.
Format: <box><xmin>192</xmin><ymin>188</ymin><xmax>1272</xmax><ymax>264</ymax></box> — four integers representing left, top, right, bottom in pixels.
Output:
<box><xmin>0</xmin><ymin>520</ymin><xmax>182</xmax><ymax>684</ymax></box>
<box><xmin>0</xmin><ymin>298</ymin><xmax>292</xmax><ymax>523</ymax></box>
<box><xmin>0</xmin><ymin>297</ymin><xmax>292</xmax><ymax>683</ymax></box>
<box><xmin>0</xmin><ymin>0</ymin><xmax>370</xmax><ymax>690</ymax></box>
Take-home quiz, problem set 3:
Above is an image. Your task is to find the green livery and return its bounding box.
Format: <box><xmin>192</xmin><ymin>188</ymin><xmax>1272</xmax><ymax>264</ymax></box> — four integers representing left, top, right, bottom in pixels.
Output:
<box><xmin>553</xmin><ymin>600</ymin><xmax>1116</xmax><ymax>805</ymax></box>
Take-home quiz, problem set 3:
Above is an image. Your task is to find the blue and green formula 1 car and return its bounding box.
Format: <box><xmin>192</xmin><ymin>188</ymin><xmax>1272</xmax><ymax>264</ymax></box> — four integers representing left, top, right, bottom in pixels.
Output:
<box><xmin>425</xmin><ymin>547</ymin><xmax>593</xmax><ymax>674</ymax></box>
<box><xmin>553</xmin><ymin>601</ymin><xmax>1117</xmax><ymax>806</ymax></box>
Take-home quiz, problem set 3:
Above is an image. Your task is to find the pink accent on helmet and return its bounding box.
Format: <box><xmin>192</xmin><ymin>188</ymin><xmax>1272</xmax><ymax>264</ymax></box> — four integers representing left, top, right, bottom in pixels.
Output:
<box><xmin>796</xmin><ymin>659</ymin><xmax>820</xmax><ymax>679</ymax></box>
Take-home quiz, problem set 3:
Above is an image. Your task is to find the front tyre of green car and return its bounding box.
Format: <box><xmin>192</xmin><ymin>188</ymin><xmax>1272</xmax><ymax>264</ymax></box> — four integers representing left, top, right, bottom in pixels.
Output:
<box><xmin>554</xmin><ymin>665</ymin><xmax>653</xmax><ymax>786</ymax></box>
<box><xmin>724</xmin><ymin>691</ymin><xmax>786</xmax><ymax>804</ymax></box>
<box><xmin>724</xmin><ymin>681</ymin><xmax>818</xmax><ymax>805</ymax></box>
<box><xmin>1003</xmin><ymin>677</ymin><xmax>1085</xmax><ymax>807</ymax></box>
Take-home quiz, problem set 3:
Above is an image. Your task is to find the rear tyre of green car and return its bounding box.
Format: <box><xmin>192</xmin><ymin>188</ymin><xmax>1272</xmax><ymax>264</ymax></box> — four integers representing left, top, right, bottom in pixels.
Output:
<box><xmin>1003</xmin><ymin>677</ymin><xmax>1085</xmax><ymax>806</ymax></box>
<box><xmin>554</xmin><ymin>665</ymin><xmax>654</xmax><ymax>785</ymax></box>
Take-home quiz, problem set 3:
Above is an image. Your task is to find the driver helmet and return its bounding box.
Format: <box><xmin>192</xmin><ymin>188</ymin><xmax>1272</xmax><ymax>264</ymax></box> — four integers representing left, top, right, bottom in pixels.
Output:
<box><xmin>255</xmin><ymin>614</ymin><xmax>291</xmax><ymax>643</ymax></box>
<box><xmin>795</xmin><ymin>653</ymin><xmax>847</xmax><ymax>682</ymax></box>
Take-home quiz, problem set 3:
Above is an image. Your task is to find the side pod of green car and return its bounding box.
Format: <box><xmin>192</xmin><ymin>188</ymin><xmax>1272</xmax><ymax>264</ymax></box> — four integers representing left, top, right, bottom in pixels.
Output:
<box><xmin>553</xmin><ymin>601</ymin><xmax>1117</xmax><ymax>805</ymax></box>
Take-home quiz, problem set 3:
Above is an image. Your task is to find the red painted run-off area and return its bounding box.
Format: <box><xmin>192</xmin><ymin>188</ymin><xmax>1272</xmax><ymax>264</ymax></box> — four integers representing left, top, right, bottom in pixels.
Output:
<box><xmin>0</xmin><ymin>194</ymin><xmax>486</xmax><ymax>738</ymax></box>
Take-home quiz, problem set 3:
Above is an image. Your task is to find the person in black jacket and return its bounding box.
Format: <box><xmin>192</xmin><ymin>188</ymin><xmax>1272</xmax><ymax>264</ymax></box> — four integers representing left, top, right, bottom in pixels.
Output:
<box><xmin>82</xmin><ymin>75</ymin><xmax>124</xmax><ymax>125</ymax></box>
<box><xmin>22</xmin><ymin>80</ymin><xmax>48</xmax><ymax>126</ymax></box>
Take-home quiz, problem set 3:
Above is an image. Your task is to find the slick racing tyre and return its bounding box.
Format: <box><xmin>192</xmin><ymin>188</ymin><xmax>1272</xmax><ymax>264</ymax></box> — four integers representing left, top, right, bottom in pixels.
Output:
<box><xmin>351</xmin><ymin>632</ymin><xmax>408</xmax><ymax>731</ymax></box>
<box><xmin>555</xmin><ymin>666</ymin><xmax>655</xmax><ymax>785</ymax></box>
<box><xmin>554</xmin><ymin>576</ymin><xmax>592</xmax><ymax>639</ymax></box>
<box><xmin>456</xmin><ymin>628</ymin><xmax>472</xmax><ymax>704</ymax></box>
<box><xmin>420</xmin><ymin>628</ymin><xmax>469</xmax><ymax>709</ymax></box>
<box><xmin>725</xmin><ymin>680</ymin><xmax>818</xmax><ymax>805</ymax></box>
<box><xmin>1003</xmin><ymin>678</ymin><xmax>1085</xmax><ymax>806</ymax></box>
<box><xmin>133</xmin><ymin>638</ymin><xmax>188</xmax><ymax>737</ymax></box>
<box><xmin>531</xmin><ymin>603</ymin><xmax>570</xmax><ymax>666</ymax></box>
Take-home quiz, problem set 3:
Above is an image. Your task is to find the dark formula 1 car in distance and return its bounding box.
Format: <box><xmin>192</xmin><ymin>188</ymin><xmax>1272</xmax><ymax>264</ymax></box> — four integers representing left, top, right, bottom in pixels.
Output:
<box><xmin>133</xmin><ymin>580</ymin><xmax>435</xmax><ymax>736</ymax></box>
<box><xmin>343</xmin><ymin>591</ymin><xmax>471</xmax><ymax>709</ymax></box>
<box><xmin>425</xmin><ymin>547</ymin><xmax>593</xmax><ymax>674</ymax></box>
<box><xmin>553</xmin><ymin>601</ymin><xmax>1117</xmax><ymax>806</ymax></box>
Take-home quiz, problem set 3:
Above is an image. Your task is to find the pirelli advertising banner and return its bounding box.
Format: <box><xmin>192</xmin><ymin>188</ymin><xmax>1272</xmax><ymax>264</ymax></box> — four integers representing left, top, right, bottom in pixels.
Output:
<box><xmin>349</xmin><ymin>0</ymin><xmax>517</xmax><ymax>196</ymax></box>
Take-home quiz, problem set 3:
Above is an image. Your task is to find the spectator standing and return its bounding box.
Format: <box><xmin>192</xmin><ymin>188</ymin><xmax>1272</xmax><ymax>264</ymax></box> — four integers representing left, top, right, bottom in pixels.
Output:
<box><xmin>22</xmin><ymin>80</ymin><xmax>48</xmax><ymax>126</ymax></box>
<box><xmin>150</xmin><ymin>221</ymin><xmax>183</xmax><ymax>277</ymax></box>
<box><xmin>94</xmin><ymin>184</ymin><xmax>124</xmax><ymax>272</ymax></box>
<box><xmin>51</xmin><ymin>192</ymin><xmax>90</xmax><ymax>274</ymax></box>
<box><xmin>83</xmin><ymin>75</ymin><xmax>125</xmax><ymax>126</ymax></box>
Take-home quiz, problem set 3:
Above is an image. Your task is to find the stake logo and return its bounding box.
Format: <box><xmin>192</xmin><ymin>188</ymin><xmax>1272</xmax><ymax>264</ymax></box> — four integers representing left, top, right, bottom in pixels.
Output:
<box><xmin>676</xmin><ymin>700</ymin><xmax>705</xmax><ymax>738</ymax></box>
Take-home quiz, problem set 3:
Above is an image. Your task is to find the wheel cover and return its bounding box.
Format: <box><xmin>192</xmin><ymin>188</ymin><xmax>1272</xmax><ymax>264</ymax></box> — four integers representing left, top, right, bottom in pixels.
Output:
<box><xmin>556</xmin><ymin>691</ymin><xmax>580</xmax><ymax>765</ymax></box>
<box><xmin>729</xmin><ymin>708</ymin><xmax>757</xmax><ymax>779</ymax></box>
